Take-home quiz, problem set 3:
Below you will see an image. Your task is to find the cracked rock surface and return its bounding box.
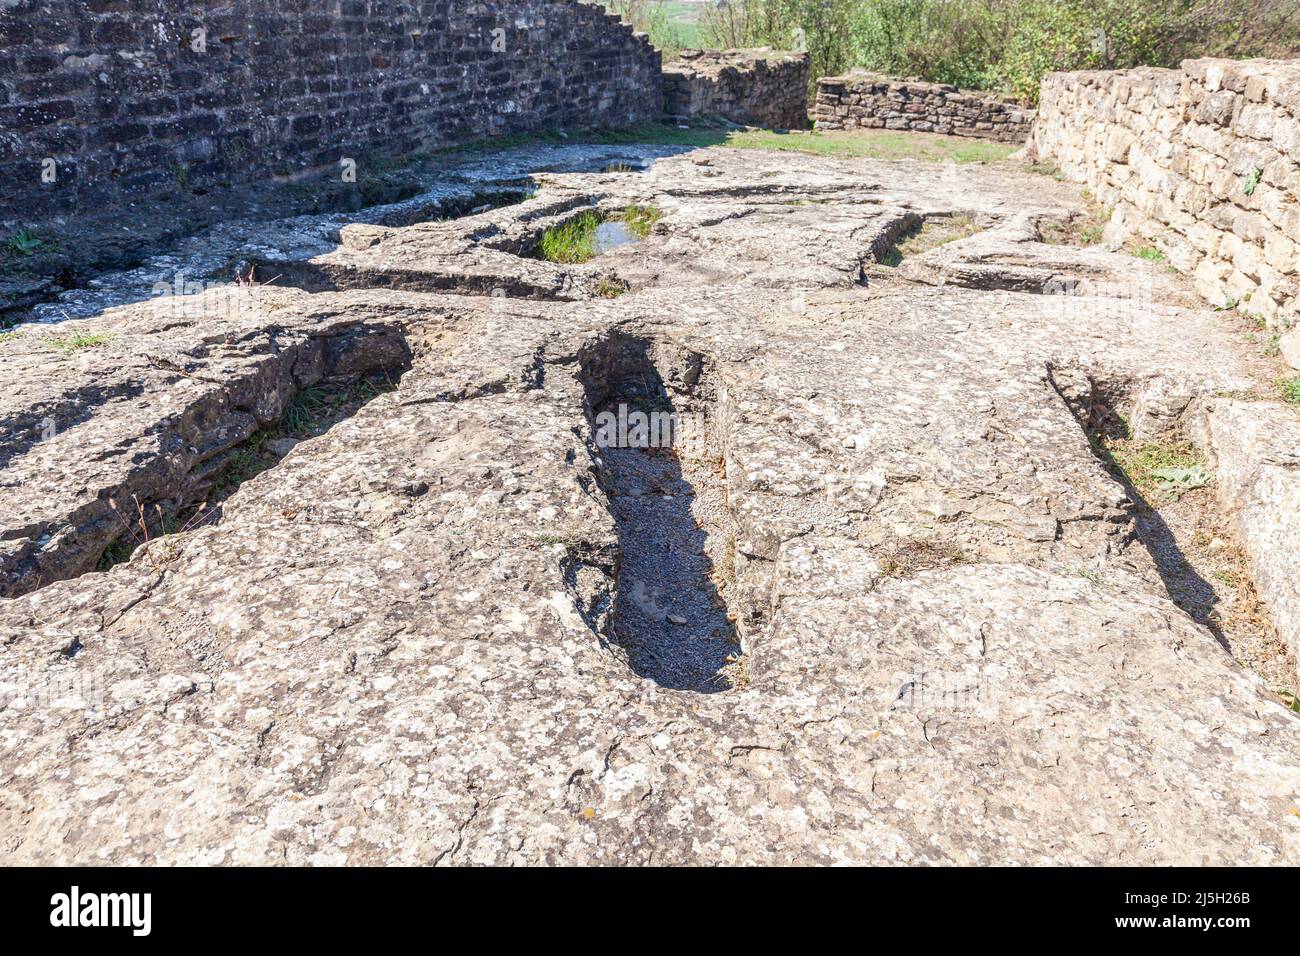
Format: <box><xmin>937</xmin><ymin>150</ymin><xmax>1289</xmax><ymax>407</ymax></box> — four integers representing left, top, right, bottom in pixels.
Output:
<box><xmin>1</xmin><ymin>143</ymin><xmax>1298</xmax><ymax>864</ymax></box>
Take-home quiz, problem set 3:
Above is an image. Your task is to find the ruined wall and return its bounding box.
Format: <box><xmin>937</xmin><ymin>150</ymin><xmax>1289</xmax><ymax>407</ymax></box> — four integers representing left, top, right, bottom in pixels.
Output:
<box><xmin>0</xmin><ymin>0</ymin><xmax>662</xmax><ymax>232</ymax></box>
<box><xmin>812</xmin><ymin>73</ymin><xmax>1034</xmax><ymax>143</ymax></box>
<box><xmin>1029</xmin><ymin>59</ymin><xmax>1300</xmax><ymax>333</ymax></box>
<box><xmin>662</xmin><ymin>48</ymin><xmax>809</xmax><ymax>130</ymax></box>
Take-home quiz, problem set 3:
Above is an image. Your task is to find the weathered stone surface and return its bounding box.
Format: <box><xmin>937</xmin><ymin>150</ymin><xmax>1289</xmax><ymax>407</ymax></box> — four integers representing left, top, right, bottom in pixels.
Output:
<box><xmin>0</xmin><ymin>289</ymin><xmax>415</xmax><ymax>598</ymax></box>
<box><xmin>1</xmin><ymin>141</ymin><xmax>1299</xmax><ymax>865</ymax></box>
<box><xmin>663</xmin><ymin>48</ymin><xmax>810</xmax><ymax>130</ymax></box>
<box><xmin>1188</xmin><ymin>400</ymin><xmax>1300</xmax><ymax>664</ymax></box>
<box><xmin>1027</xmin><ymin>59</ymin><xmax>1300</xmax><ymax>330</ymax></box>
<box><xmin>1281</xmin><ymin>328</ymin><xmax>1300</xmax><ymax>371</ymax></box>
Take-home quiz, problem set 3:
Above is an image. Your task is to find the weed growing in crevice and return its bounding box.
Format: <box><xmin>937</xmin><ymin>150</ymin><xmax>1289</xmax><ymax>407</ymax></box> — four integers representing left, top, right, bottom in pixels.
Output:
<box><xmin>595</xmin><ymin>276</ymin><xmax>629</xmax><ymax>298</ymax></box>
<box><xmin>1102</xmin><ymin>437</ymin><xmax>1211</xmax><ymax>502</ymax></box>
<box><xmin>1278</xmin><ymin>377</ymin><xmax>1300</xmax><ymax>405</ymax></box>
<box><xmin>537</xmin><ymin>210</ymin><xmax>602</xmax><ymax>264</ymax></box>
<box><xmin>3</xmin><ymin>229</ymin><xmax>59</xmax><ymax>257</ymax></box>
<box><xmin>95</xmin><ymin>370</ymin><xmax>400</xmax><ymax>574</ymax></box>
<box><xmin>879</xmin><ymin>538</ymin><xmax>971</xmax><ymax>577</ymax></box>
<box><xmin>1039</xmin><ymin>203</ymin><xmax>1109</xmax><ymax>246</ymax></box>
<box><xmin>621</xmin><ymin>205</ymin><xmax>661</xmax><ymax>238</ymax></box>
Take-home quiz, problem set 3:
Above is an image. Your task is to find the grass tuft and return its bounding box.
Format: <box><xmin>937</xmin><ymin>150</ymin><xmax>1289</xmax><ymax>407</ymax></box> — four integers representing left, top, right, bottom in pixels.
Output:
<box><xmin>537</xmin><ymin>210</ymin><xmax>601</xmax><ymax>264</ymax></box>
<box><xmin>1103</xmin><ymin>439</ymin><xmax>1211</xmax><ymax>499</ymax></box>
<box><xmin>1278</xmin><ymin>377</ymin><xmax>1300</xmax><ymax>405</ymax></box>
<box><xmin>594</xmin><ymin>276</ymin><xmax>628</xmax><ymax>298</ymax></box>
<box><xmin>45</xmin><ymin>332</ymin><xmax>111</xmax><ymax>351</ymax></box>
<box><xmin>621</xmin><ymin>204</ymin><xmax>661</xmax><ymax>239</ymax></box>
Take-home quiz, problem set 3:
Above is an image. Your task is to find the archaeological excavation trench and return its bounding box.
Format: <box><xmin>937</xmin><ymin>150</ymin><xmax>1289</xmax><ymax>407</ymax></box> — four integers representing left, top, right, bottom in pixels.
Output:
<box><xmin>577</xmin><ymin>334</ymin><xmax>739</xmax><ymax>692</ymax></box>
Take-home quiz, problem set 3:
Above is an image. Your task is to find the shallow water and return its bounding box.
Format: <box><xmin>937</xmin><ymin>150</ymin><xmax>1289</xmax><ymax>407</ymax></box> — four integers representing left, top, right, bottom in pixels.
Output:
<box><xmin>594</xmin><ymin>220</ymin><xmax>638</xmax><ymax>255</ymax></box>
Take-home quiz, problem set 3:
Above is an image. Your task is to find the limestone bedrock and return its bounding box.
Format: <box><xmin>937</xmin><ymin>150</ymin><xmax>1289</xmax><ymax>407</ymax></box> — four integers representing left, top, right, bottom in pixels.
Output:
<box><xmin>1</xmin><ymin>141</ymin><xmax>1298</xmax><ymax>865</ymax></box>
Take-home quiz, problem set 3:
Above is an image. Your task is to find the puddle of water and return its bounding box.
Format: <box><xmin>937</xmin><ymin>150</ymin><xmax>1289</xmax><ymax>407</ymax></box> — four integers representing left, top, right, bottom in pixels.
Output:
<box><xmin>594</xmin><ymin>221</ymin><xmax>638</xmax><ymax>255</ymax></box>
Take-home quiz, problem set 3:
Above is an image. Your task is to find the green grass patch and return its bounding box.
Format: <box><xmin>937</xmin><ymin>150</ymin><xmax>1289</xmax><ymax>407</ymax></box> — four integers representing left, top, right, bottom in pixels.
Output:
<box><xmin>658</xmin><ymin>1</ymin><xmax>705</xmax><ymax>47</ymax></box>
<box><xmin>537</xmin><ymin>210</ymin><xmax>602</xmax><ymax>264</ymax></box>
<box><xmin>281</xmin><ymin>386</ymin><xmax>333</xmax><ymax>436</ymax></box>
<box><xmin>594</xmin><ymin>276</ymin><xmax>628</xmax><ymax>298</ymax></box>
<box><xmin>587</xmin><ymin>123</ymin><xmax>1016</xmax><ymax>163</ymax></box>
<box><xmin>621</xmin><ymin>204</ymin><xmax>661</xmax><ymax>238</ymax></box>
<box><xmin>213</xmin><ymin>449</ymin><xmax>273</xmax><ymax>496</ymax></box>
<box><xmin>1079</xmin><ymin>220</ymin><xmax>1105</xmax><ymax>246</ymax></box>
<box><xmin>1131</xmin><ymin>245</ymin><xmax>1165</xmax><ymax>262</ymax></box>
<box><xmin>45</xmin><ymin>332</ymin><xmax>111</xmax><ymax>351</ymax></box>
<box><xmin>1278</xmin><ymin>377</ymin><xmax>1300</xmax><ymax>405</ymax></box>
<box><xmin>280</xmin><ymin>377</ymin><xmax>395</xmax><ymax>436</ymax></box>
<box><xmin>1039</xmin><ymin>203</ymin><xmax>1109</xmax><ymax>247</ymax></box>
<box><xmin>431</xmin><ymin>124</ymin><xmax>1016</xmax><ymax>168</ymax></box>
<box><xmin>1105</xmin><ymin>439</ymin><xmax>1210</xmax><ymax>498</ymax></box>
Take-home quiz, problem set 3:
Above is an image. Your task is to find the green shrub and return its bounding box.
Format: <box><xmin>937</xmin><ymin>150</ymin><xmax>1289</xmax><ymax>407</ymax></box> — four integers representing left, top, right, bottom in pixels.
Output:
<box><xmin>697</xmin><ymin>0</ymin><xmax>1300</xmax><ymax>105</ymax></box>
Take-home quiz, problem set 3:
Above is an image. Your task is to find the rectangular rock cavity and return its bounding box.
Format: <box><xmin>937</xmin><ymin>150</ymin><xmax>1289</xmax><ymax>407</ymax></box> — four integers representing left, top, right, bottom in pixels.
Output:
<box><xmin>576</xmin><ymin>333</ymin><xmax>743</xmax><ymax>692</ymax></box>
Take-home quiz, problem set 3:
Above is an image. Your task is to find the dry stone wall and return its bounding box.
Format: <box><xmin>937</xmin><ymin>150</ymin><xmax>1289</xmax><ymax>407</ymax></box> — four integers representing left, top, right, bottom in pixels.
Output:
<box><xmin>1028</xmin><ymin>59</ymin><xmax>1300</xmax><ymax>335</ymax></box>
<box><xmin>0</xmin><ymin>0</ymin><xmax>662</xmax><ymax>233</ymax></box>
<box><xmin>813</xmin><ymin>72</ymin><xmax>1034</xmax><ymax>143</ymax></box>
<box><xmin>662</xmin><ymin>48</ymin><xmax>810</xmax><ymax>130</ymax></box>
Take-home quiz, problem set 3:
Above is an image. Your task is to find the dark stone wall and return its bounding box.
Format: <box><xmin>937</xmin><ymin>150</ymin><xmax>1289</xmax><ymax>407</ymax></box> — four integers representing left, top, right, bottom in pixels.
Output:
<box><xmin>0</xmin><ymin>1</ymin><xmax>662</xmax><ymax>231</ymax></box>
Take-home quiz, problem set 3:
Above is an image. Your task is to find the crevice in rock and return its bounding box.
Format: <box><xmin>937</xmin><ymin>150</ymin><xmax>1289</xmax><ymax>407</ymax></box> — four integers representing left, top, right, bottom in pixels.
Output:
<box><xmin>251</xmin><ymin>187</ymin><xmax>578</xmax><ymax>298</ymax></box>
<box><xmin>1</xmin><ymin>325</ymin><xmax>412</xmax><ymax>599</ymax></box>
<box><xmin>364</xmin><ymin>186</ymin><xmax>533</xmax><ymax>229</ymax></box>
<box><xmin>576</xmin><ymin>332</ymin><xmax>742</xmax><ymax>692</ymax></box>
<box><xmin>98</xmin><ymin>367</ymin><xmax>405</xmax><ymax>573</ymax></box>
<box><xmin>0</xmin><ymin>170</ymin><xmax>507</xmax><ymax>327</ymax></box>
<box><xmin>860</xmin><ymin>210</ymin><xmax>924</xmax><ymax>281</ymax></box>
<box><xmin>1047</xmin><ymin>364</ymin><xmax>1295</xmax><ymax>686</ymax></box>
<box><xmin>257</xmin><ymin>262</ymin><xmax>575</xmax><ymax>300</ymax></box>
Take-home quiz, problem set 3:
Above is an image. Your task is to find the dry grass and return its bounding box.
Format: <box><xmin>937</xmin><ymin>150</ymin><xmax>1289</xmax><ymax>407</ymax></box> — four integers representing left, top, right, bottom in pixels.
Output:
<box><xmin>1038</xmin><ymin>201</ymin><xmax>1110</xmax><ymax>247</ymax></box>
<box><xmin>879</xmin><ymin>539</ymin><xmax>971</xmax><ymax>577</ymax></box>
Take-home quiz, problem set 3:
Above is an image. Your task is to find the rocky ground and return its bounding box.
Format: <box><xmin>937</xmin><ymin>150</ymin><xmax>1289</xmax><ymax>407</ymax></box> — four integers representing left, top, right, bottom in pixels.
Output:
<box><xmin>1</xmin><ymin>139</ymin><xmax>1299</xmax><ymax>864</ymax></box>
